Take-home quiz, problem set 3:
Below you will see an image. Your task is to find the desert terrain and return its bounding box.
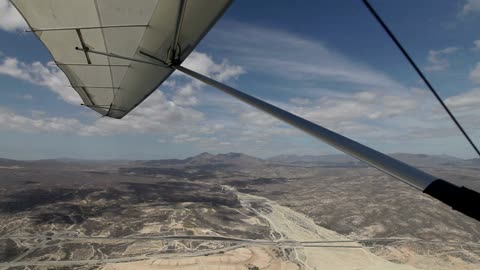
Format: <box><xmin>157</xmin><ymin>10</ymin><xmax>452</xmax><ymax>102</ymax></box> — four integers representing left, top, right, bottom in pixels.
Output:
<box><xmin>0</xmin><ymin>153</ymin><xmax>479</xmax><ymax>269</ymax></box>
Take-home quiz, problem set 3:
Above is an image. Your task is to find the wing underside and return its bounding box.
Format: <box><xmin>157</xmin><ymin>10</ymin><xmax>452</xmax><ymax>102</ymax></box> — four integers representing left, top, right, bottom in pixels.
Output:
<box><xmin>12</xmin><ymin>0</ymin><xmax>232</xmax><ymax>118</ymax></box>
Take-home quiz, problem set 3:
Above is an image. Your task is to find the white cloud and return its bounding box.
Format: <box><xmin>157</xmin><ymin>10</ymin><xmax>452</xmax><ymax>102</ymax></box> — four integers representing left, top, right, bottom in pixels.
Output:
<box><xmin>225</xmin><ymin>89</ymin><xmax>424</xmax><ymax>144</ymax></box>
<box><xmin>443</xmin><ymin>89</ymin><xmax>480</xmax><ymax>132</ymax></box>
<box><xmin>0</xmin><ymin>49</ymin><xmax>244</xmax><ymax>112</ymax></box>
<box><xmin>1</xmin><ymin>23</ymin><xmax>426</xmax><ymax>150</ymax></box>
<box><xmin>469</xmin><ymin>63</ymin><xmax>480</xmax><ymax>83</ymax></box>
<box><xmin>446</xmin><ymin>88</ymin><xmax>480</xmax><ymax>110</ymax></box>
<box><xmin>78</xmin><ymin>90</ymin><xmax>206</xmax><ymax>136</ymax></box>
<box><xmin>0</xmin><ymin>50</ymin><xmax>244</xmax><ymax>109</ymax></box>
<box><xmin>473</xmin><ymin>40</ymin><xmax>480</xmax><ymax>51</ymax></box>
<box><xmin>2</xmin><ymin>19</ymin><xmax>478</xmax><ymax>158</ymax></box>
<box><xmin>1</xmin><ymin>53</ymin><xmax>245</xmax><ymax>145</ymax></box>
<box><xmin>239</xmin><ymin>110</ymin><xmax>280</xmax><ymax>127</ymax></box>
<box><xmin>3</xmin><ymin>82</ymin><xmax>463</xmax><ymax>154</ymax></box>
<box><xmin>0</xmin><ymin>57</ymin><xmax>81</xmax><ymax>104</ymax></box>
<box><xmin>0</xmin><ymin>57</ymin><xmax>30</xmax><ymax>80</ymax></box>
<box><xmin>0</xmin><ymin>52</ymin><xmax>241</xmax><ymax>140</ymax></box>
<box><xmin>296</xmin><ymin>91</ymin><xmax>418</xmax><ymax>127</ymax></box>
<box><xmin>0</xmin><ymin>88</ymin><xmax>223</xmax><ymax>139</ymax></box>
<box><xmin>0</xmin><ymin>107</ymin><xmax>82</xmax><ymax>133</ymax></box>
<box><xmin>171</xmin><ymin>52</ymin><xmax>244</xmax><ymax>106</ymax></box>
<box><xmin>461</xmin><ymin>0</ymin><xmax>480</xmax><ymax>15</ymax></box>
<box><xmin>214</xmin><ymin>81</ymin><xmax>480</xmax><ymax>155</ymax></box>
<box><xmin>425</xmin><ymin>47</ymin><xmax>458</xmax><ymax>71</ymax></box>
<box><xmin>0</xmin><ymin>0</ymin><xmax>27</xmax><ymax>32</ymax></box>
<box><xmin>172</xmin><ymin>84</ymin><xmax>199</xmax><ymax>106</ymax></box>
<box><xmin>201</xmin><ymin>23</ymin><xmax>479</xmax><ymax>151</ymax></box>
<box><xmin>182</xmin><ymin>52</ymin><xmax>245</xmax><ymax>82</ymax></box>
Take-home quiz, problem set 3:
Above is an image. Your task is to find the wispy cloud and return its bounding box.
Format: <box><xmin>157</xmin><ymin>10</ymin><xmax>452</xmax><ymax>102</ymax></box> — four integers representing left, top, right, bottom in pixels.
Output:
<box><xmin>425</xmin><ymin>47</ymin><xmax>458</xmax><ymax>71</ymax></box>
<box><xmin>208</xmin><ymin>21</ymin><xmax>405</xmax><ymax>92</ymax></box>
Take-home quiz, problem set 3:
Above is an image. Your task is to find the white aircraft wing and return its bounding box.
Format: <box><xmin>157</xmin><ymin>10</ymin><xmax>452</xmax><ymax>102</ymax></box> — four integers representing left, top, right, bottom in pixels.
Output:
<box><xmin>12</xmin><ymin>0</ymin><xmax>232</xmax><ymax>118</ymax></box>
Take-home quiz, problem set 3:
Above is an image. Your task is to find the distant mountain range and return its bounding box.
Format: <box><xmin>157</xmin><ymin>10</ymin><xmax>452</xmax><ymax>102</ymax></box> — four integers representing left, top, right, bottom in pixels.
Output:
<box><xmin>138</xmin><ymin>152</ymin><xmax>266</xmax><ymax>168</ymax></box>
<box><xmin>1</xmin><ymin>152</ymin><xmax>478</xmax><ymax>168</ymax></box>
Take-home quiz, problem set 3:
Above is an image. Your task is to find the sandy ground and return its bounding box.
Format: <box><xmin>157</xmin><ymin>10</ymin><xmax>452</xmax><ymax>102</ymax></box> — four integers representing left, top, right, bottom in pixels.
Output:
<box><xmin>374</xmin><ymin>245</ymin><xmax>480</xmax><ymax>270</ymax></box>
<box><xmin>237</xmin><ymin>192</ymin><xmax>420</xmax><ymax>270</ymax></box>
<box><xmin>102</xmin><ymin>191</ymin><xmax>430</xmax><ymax>270</ymax></box>
<box><xmin>101</xmin><ymin>246</ymin><xmax>298</xmax><ymax>270</ymax></box>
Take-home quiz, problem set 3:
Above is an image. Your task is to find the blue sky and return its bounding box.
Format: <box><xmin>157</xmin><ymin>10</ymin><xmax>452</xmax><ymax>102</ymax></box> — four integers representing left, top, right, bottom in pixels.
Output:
<box><xmin>1</xmin><ymin>0</ymin><xmax>480</xmax><ymax>160</ymax></box>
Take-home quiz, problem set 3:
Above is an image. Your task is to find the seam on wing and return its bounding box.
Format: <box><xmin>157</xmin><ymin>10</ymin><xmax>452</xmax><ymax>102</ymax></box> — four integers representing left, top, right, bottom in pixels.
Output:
<box><xmin>93</xmin><ymin>0</ymin><xmax>116</xmax><ymax>117</ymax></box>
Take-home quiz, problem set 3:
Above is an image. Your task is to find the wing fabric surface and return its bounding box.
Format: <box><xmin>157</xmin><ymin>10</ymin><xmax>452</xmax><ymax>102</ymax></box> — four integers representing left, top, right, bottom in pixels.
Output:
<box><xmin>12</xmin><ymin>0</ymin><xmax>232</xmax><ymax>118</ymax></box>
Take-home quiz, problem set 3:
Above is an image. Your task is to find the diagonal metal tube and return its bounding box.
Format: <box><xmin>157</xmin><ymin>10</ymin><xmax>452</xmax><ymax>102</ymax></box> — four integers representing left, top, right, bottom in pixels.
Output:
<box><xmin>74</xmin><ymin>47</ymin><xmax>169</xmax><ymax>67</ymax></box>
<box><xmin>28</xmin><ymin>24</ymin><xmax>148</xmax><ymax>32</ymax></box>
<box><xmin>173</xmin><ymin>64</ymin><xmax>437</xmax><ymax>190</ymax></box>
<box><xmin>174</xmin><ymin>64</ymin><xmax>480</xmax><ymax>222</ymax></box>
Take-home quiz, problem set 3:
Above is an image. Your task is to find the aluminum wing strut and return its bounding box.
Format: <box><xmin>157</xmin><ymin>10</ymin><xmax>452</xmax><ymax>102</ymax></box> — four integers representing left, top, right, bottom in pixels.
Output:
<box><xmin>173</xmin><ymin>64</ymin><xmax>480</xmax><ymax>222</ymax></box>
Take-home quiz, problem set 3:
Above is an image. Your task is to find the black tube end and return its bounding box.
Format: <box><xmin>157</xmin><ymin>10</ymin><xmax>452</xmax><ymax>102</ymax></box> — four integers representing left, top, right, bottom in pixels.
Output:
<box><xmin>424</xmin><ymin>179</ymin><xmax>480</xmax><ymax>222</ymax></box>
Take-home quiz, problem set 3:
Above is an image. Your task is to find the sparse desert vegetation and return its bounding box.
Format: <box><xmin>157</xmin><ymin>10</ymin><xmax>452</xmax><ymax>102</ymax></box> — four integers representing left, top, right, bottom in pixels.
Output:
<box><xmin>0</xmin><ymin>153</ymin><xmax>479</xmax><ymax>269</ymax></box>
